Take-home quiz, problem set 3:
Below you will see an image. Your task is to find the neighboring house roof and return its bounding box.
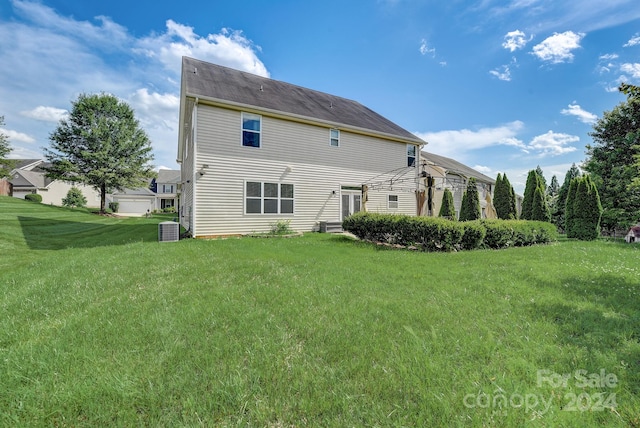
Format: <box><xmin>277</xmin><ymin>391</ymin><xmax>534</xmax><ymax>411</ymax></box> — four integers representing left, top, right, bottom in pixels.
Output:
<box><xmin>627</xmin><ymin>226</ymin><xmax>640</xmax><ymax>237</ymax></box>
<box><xmin>157</xmin><ymin>169</ymin><xmax>180</xmax><ymax>183</ymax></box>
<box><xmin>422</xmin><ymin>151</ymin><xmax>495</xmax><ymax>185</ymax></box>
<box><xmin>13</xmin><ymin>159</ymin><xmax>43</xmax><ymax>171</ymax></box>
<box><xmin>112</xmin><ymin>187</ymin><xmax>156</xmax><ymax>196</ymax></box>
<box><xmin>10</xmin><ymin>168</ymin><xmax>54</xmax><ymax>189</ymax></box>
<box><xmin>180</xmin><ymin>56</ymin><xmax>425</xmax><ymax>145</ymax></box>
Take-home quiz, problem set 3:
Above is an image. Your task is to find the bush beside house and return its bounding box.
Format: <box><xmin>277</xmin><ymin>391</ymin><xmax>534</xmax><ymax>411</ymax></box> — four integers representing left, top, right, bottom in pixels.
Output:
<box><xmin>343</xmin><ymin>212</ymin><xmax>557</xmax><ymax>251</ymax></box>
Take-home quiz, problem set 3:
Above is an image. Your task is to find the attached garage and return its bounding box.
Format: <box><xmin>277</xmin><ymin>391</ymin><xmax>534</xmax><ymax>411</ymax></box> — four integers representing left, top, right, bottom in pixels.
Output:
<box><xmin>108</xmin><ymin>187</ymin><xmax>156</xmax><ymax>216</ymax></box>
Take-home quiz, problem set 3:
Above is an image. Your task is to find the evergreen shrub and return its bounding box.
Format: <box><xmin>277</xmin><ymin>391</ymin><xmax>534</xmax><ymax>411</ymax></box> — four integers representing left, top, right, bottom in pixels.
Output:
<box><xmin>24</xmin><ymin>194</ymin><xmax>42</xmax><ymax>203</ymax></box>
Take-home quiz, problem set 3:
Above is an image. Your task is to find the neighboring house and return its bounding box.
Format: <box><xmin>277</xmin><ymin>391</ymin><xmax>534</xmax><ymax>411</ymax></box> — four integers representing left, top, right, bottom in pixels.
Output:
<box><xmin>625</xmin><ymin>225</ymin><xmax>640</xmax><ymax>243</ymax></box>
<box><xmin>151</xmin><ymin>169</ymin><xmax>180</xmax><ymax>211</ymax></box>
<box><xmin>177</xmin><ymin>57</ymin><xmax>426</xmax><ymax>237</ymax></box>
<box><xmin>8</xmin><ymin>159</ymin><xmax>100</xmax><ymax>207</ymax></box>
<box><xmin>108</xmin><ymin>187</ymin><xmax>156</xmax><ymax>216</ymax></box>
<box><xmin>420</xmin><ymin>151</ymin><xmax>497</xmax><ymax>220</ymax></box>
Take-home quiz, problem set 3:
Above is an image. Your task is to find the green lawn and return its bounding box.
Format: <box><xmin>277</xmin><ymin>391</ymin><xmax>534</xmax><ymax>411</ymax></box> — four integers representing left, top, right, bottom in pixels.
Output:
<box><xmin>1</xmin><ymin>196</ymin><xmax>639</xmax><ymax>427</ymax></box>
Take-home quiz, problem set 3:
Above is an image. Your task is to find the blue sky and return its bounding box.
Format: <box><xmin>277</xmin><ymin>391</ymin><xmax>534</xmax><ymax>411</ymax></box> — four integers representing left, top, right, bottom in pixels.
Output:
<box><xmin>1</xmin><ymin>0</ymin><xmax>639</xmax><ymax>193</ymax></box>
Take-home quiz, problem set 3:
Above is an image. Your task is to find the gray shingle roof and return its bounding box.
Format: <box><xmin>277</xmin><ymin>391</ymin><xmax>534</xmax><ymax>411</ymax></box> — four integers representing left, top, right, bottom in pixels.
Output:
<box><xmin>181</xmin><ymin>56</ymin><xmax>424</xmax><ymax>144</ymax></box>
<box><xmin>422</xmin><ymin>151</ymin><xmax>495</xmax><ymax>185</ymax></box>
<box><xmin>157</xmin><ymin>169</ymin><xmax>180</xmax><ymax>183</ymax></box>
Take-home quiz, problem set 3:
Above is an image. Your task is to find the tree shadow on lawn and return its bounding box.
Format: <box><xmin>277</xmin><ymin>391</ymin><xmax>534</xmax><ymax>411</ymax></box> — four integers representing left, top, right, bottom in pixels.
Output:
<box><xmin>527</xmin><ymin>273</ymin><xmax>640</xmax><ymax>394</ymax></box>
<box><xmin>18</xmin><ymin>216</ymin><xmax>159</xmax><ymax>250</ymax></box>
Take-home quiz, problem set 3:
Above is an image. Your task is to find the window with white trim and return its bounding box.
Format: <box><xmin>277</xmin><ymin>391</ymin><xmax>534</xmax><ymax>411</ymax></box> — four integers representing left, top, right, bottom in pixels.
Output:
<box><xmin>388</xmin><ymin>194</ymin><xmax>399</xmax><ymax>209</ymax></box>
<box><xmin>330</xmin><ymin>129</ymin><xmax>340</xmax><ymax>147</ymax></box>
<box><xmin>242</xmin><ymin>112</ymin><xmax>261</xmax><ymax>147</ymax></box>
<box><xmin>407</xmin><ymin>144</ymin><xmax>416</xmax><ymax>167</ymax></box>
<box><xmin>162</xmin><ymin>184</ymin><xmax>174</xmax><ymax>193</ymax></box>
<box><xmin>245</xmin><ymin>181</ymin><xmax>294</xmax><ymax>214</ymax></box>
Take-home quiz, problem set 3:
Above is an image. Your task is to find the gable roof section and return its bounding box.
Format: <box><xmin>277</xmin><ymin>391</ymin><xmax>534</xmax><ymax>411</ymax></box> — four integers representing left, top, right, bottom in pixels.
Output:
<box><xmin>422</xmin><ymin>151</ymin><xmax>495</xmax><ymax>185</ymax></box>
<box><xmin>10</xmin><ymin>169</ymin><xmax>50</xmax><ymax>188</ymax></box>
<box><xmin>157</xmin><ymin>169</ymin><xmax>180</xmax><ymax>183</ymax></box>
<box><xmin>180</xmin><ymin>56</ymin><xmax>424</xmax><ymax>146</ymax></box>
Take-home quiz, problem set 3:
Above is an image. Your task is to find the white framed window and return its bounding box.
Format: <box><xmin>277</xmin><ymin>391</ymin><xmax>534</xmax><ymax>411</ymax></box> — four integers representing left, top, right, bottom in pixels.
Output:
<box><xmin>162</xmin><ymin>184</ymin><xmax>174</xmax><ymax>193</ymax></box>
<box><xmin>407</xmin><ymin>144</ymin><xmax>416</xmax><ymax>167</ymax></box>
<box><xmin>242</xmin><ymin>112</ymin><xmax>261</xmax><ymax>147</ymax></box>
<box><xmin>388</xmin><ymin>194</ymin><xmax>399</xmax><ymax>209</ymax></box>
<box><xmin>245</xmin><ymin>181</ymin><xmax>294</xmax><ymax>214</ymax></box>
<box><xmin>330</xmin><ymin>129</ymin><xmax>340</xmax><ymax>147</ymax></box>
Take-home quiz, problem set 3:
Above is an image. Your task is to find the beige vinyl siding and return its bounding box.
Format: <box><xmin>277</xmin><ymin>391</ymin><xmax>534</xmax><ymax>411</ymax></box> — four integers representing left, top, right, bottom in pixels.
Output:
<box><xmin>192</xmin><ymin>104</ymin><xmax>418</xmax><ymax>236</ymax></box>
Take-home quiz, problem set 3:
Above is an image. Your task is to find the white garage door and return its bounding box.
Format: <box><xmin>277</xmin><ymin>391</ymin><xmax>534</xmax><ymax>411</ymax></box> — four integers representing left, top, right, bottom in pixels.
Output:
<box><xmin>116</xmin><ymin>199</ymin><xmax>152</xmax><ymax>214</ymax></box>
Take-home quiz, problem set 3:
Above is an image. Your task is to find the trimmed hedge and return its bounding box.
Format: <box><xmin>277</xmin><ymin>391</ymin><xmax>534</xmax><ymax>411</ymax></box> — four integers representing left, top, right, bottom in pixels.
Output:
<box><xmin>342</xmin><ymin>212</ymin><xmax>557</xmax><ymax>252</ymax></box>
<box><xmin>24</xmin><ymin>193</ymin><xmax>42</xmax><ymax>203</ymax></box>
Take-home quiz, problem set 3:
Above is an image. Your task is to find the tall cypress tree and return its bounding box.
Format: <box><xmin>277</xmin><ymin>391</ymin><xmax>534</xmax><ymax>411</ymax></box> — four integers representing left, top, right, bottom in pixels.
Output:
<box><xmin>507</xmin><ymin>176</ymin><xmax>517</xmax><ymax>219</ymax></box>
<box><xmin>494</xmin><ymin>173</ymin><xmax>507</xmax><ymax>219</ymax></box>
<box><xmin>572</xmin><ymin>176</ymin><xmax>603</xmax><ymax>240</ymax></box>
<box><xmin>439</xmin><ymin>188</ymin><xmax>456</xmax><ymax>220</ymax></box>
<box><xmin>521</xmin><ymin>170</ymin><xmax>539</xmax><ymax>220</ymax></box>
<box><xmin>553</xmin><ymin>164</ymin><xmax>581</xmax><ymax>231</ymax></box>
<box><xmin>532</xmin><ymin>186</ymin><xmax>551</xmax><ymax>222</ymax></box>
<box><xmin>565</xmin><ymin>178</ymin><xmax>579</xmax><ymax>238</ymax></box>
<box><xmin>459</xmin><ymin>178</ymin><xmax>481</xmax><ymax>221</ymax></box>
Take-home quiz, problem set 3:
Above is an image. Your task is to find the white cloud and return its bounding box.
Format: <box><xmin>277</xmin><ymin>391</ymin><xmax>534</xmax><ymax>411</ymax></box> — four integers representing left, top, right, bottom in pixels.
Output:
<box><xmin>0</xmin><ymin>1</ymin><xmax>269</xmax><ymax>169</ymax></box>
<box><xmin>560</xmin><ymin>103</ymin><xmax>598</xmax><ymax>124</ymax></box>
<box><xmin>621</xmin><ymin>63</ymin><xmax>640</xmax><ymax>78</ymax></box>
<box><xmin>416</xmin><ymin>122</ymin><xmax>578</xmax><ymax>159</ymax></box>
<box><xmin>473</xmin><ymin>165</ymin><xmax>493</xmax><ymax>174</ymax></box>
<box><xmin>531</xmin><ymin>31</ymin><xmax>584</xmax><ymax>63</ymax></box>
<box><xmin>20</xmin><ymin>106</ymin><xmax>68</xmax><ymax>122</ymax></box>
<box><xmin>599</xmin><ymin>53</ymin><xmax>618</xmax><ymax>61</ymax></box>
<box><xmin>528</xmin><ymin>131</ymin><xmax>579</xmax><ymax>156</ymax></box>
<box><xmin>490</xmin><ymin>65</ymin><xmax>511</xmax><ymax>81</ymax></box>
<box><xmin>502</xmin><ymin>30</ymin><xmax>532</xmax><ymax>52</ymax></box>
<box><xmin>419</xmin><ymin>39</ymin><xmax>436</xmax><ymax>57</ymax></box>
<box><xmin>137</xmin><ymin>21</ymin><xmax>269</xmax><ymax>78</ymax></box>
<box><xmin>1</xmin><ymin>128</ymin><xmax>36</xmax><ymax>144</ymax></box>
<box><xmin>624</xmin><ymin>33</ymin><xmax>640</xmax><ymax>47</ymax></box>
<box><xmin>414</xmin><ymin>121</ymin><xmax>526</xmax><ymax>158</ymax></box>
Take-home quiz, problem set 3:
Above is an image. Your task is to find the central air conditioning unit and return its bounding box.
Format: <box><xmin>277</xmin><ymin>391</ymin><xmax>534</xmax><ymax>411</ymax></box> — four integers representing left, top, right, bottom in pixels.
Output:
<box><xmin>158</xmin><ymin>221</ymin><xmax>179</xmax><ymax>242</ymax></box>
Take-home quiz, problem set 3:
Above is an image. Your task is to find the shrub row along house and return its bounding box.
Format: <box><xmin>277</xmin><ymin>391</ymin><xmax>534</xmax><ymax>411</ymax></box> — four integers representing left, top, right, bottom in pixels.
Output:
<box><xmin>177</xmin><ymin>57</ymin><xmax>498</xmax><ymax>237</ymax></box>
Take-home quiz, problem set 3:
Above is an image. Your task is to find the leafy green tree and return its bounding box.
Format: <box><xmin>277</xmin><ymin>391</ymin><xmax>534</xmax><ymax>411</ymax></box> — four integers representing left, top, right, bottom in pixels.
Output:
<box><xmin>494</xmin><ymin>173</ymin><xmax>517</xmax><ymax>219</ymax></box>
<box><xmin>459</xmin><ymin>178</ymin><xmax>481</xmax><ymax>221</ymax></box>
<box><xmin>532</xmin><ymin>186</ymin><xmax>551</xmax><ymax>222</ymax></box>
<box><xmin>0</xmin><ymin>116</ymin><xmax>16</xmax><ymax>179</ymax></box>
<box><xmin>565</xmin><ymin>178</ymin><xmax>579</xmax><ymax>238</ymax></box>
<box><xmin>570</xmin><ymin>176</ymin><xmax>603</xmax><ymax>240</ymax></box>
<box><xmin>44</xmin><ymin>93</ymin><xmax>155</xmax><ymax>213</ymax></box>
<box><xmin>584</xmin><ymin>83</ymin><xmax>640</xmax><ymax>233</ymax></box>
<box><xmin>438</xmin><ymin>187</ymin><xmax>456</xmax><ymax>220</ymax></box>
<box><xmin>62</xmin><ymin>187</ymin><xmax>87</xmax><ymax>208</ymax></box>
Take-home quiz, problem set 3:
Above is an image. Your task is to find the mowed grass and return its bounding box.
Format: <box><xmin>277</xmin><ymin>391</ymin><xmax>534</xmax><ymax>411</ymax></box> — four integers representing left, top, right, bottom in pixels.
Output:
<box><xmin>1</xmin><ymin>196</ymin><xmax>639</xmax><ymax>427</ymax></box>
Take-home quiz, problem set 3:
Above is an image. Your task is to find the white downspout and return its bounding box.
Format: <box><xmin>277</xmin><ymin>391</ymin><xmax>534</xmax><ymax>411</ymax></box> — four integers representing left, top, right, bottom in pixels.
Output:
<box><xmin>192</xmin><ymin>98</ymin><xmax>199</xmax><ymax>237</ymax></box>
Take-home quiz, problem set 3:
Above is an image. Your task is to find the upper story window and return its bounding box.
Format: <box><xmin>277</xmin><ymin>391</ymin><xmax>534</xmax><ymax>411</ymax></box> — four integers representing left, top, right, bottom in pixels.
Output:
<box><xmin>162</xmin><ymin>184</ymin><xmax>174</xmax><ymax>193</ymax></box>
<box><xmin>330</xmin><ymin>129</ymin><xmax>340</xmax><ymax>147</ymax></box>
<box><xmin>407</xmin><ymin>144</ymin><xmax>416</xmax><ymax>167</ymax></box>
<box><xmin>242</xmin><ymin>112</ymin><xmax>261</xmax><ymax>147</ymax></box>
